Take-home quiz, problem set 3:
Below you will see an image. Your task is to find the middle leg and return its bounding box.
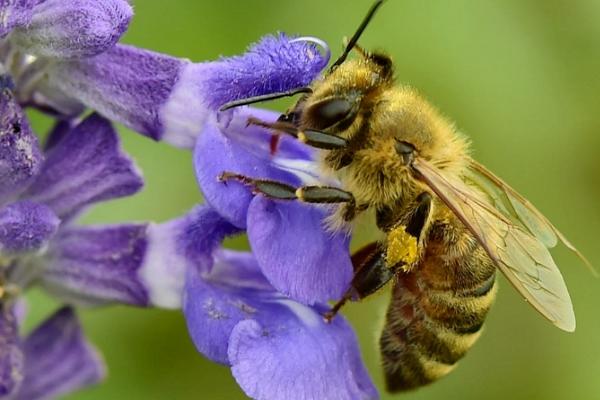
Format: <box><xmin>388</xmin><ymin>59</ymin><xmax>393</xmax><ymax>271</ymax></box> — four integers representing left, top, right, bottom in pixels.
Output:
<box><xmin>218</xmin><ymin>172</ymin><xmax>361</xmax><ymax>221</ymax></box>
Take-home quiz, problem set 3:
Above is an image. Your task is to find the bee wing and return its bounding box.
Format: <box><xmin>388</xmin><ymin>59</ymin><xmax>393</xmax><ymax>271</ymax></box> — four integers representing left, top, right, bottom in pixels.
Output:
<box><xmin>412</xmin><ymin>158</ymin><xmax>575</xmax><ymax>332</ymax></box>
<box><xmin>466</xmin><ymin>159</ymin><xmax>595</xmax><ymax>274</ymax></box>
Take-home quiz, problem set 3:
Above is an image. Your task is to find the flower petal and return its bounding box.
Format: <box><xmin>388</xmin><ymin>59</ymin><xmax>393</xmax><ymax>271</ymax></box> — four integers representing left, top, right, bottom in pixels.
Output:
<box><xmin>0</xmin><ymin>200</ymin><xmax>59</xmax><ymax>253</ymax></box>
<box><xmin>247</xmin><ymin>196</ymin><xmax>353</xmax><ymax>305</ymax></box>
<box><xmin>0</xmin><ymin>0</ymin><xmax>36</xmax><ymax>38</ymax></box>
<box><xmin>183</xmin><ymin>249</ymin><xmax>376</xmax><ymax>399</ymax></box>
<box><xmin>24</xmin><ymin>113</ymin><xmax>143</xmax><ymax>220</ymax></box>
<box><xmin>194</xmin><ymin>109</ymin><xmax>312</xmax><ymax>228</ymax></box>
<box><xmin>160</xmin><ymin>34</ymin><xmax>327</xmax><ymax>147</ymax></box>
<box><xmin>139</xmin><ymin>205</ymin><xmax>240</xmax><ymax>309</ymax></box>
<box><xmin>184</xmin><ymin>250</ymin><xmax>272</xmax><ymax>364</ymax></box>
<box><xmin>11</xmin><ymin>0</ymin><xmax>132</xmax><ymax>59</ymax></box>
<box><xmin>42</xmin><ymin>224</ymin><xmax>149</xmax><ymax>306</ymax></box>
<box><xmin>0</xmin><ymin>306</ymin><xmax>24</xmax><ymax>398</ymax></box>
<box><xmin>45</xmin><ymin>44</ymin><xmax>188</xmax><ymax>141</ymax></box>
<box><xmin>17</xmin><ymin>307</ymin><xmax>105</xmax><ymax>400</ymax></box>
<box><xmin>43</xmin><ymin>119</ymin><xmax>74</xmax><ymax>150</ymax></box>
<box><xmin>0</xmin><ymin>86</ymin><xmax>43</xmax><ymax>204</ymax></box>
<box><xmin>195</xmin><ymin>33</ymin><xmax>329</xmax><ymax>111</ymax></box>
<box><xmin>29</xmin><ymin>77</ymin><xmax>86</xmax><ymax>117</ymax></box>
<box><xmin>229</xmin><ymin>317</ymin><xmax>378</xmax><ymax>400</ymax></box>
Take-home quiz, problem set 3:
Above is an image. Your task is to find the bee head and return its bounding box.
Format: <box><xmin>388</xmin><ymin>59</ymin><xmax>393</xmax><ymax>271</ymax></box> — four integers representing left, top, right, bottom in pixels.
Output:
<box><xmin>298</xmin><ymin>55</ymin><xmax>393</xmax><ymax>133</ymax></box>
<box><xmin>288</xmin><ymin>0</ymin><xmax>390</xmax><ymax>134</ymax></box>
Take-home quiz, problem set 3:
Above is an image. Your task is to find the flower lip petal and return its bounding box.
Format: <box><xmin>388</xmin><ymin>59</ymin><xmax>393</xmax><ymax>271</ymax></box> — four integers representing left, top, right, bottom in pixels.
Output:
<box><xmin>199</xmin><ymin>33</ymin><xmax>329</xmax><ymax>111</ymax></box>
<box><xmin>161</xmin><ymin>32</ymin><xmax>329</xmax><ymax>147</ymax></box>
<box><xmin>11</xmin><ymin>0</ymin><xmax>133</xmax><ymax>59</ymax></box>
<box><xmin>24</xmin><ymin>113</ymin><xmax>143</xmax><ymax>220</ymax></box>
<box><xmin>19</xmin><ymin>307</ymin><xmax>106</xmax><ymax>400</ymax></box>
<box><xmin>0</xmin><ymin>200</ymin><xmax>59</xmax><ymax>254</ymax></box>
<box><xmin>229</xmin><ymin>315</ymin><xmax>378</xmax><ymax>400</ymax></box>
<box><xmin>194</xmin><ymin>110</ymin><xmax>310</xmax><ymax>229</ymax></box>
<box><xmin>183</xmin><ymin>249</ymin><xmax>377</xmax><ymax>400</ymax></box>
<box><xmin>247</xmin><ymin>196</ymin><xmax>353</xmax><ymax>305</ymax></box>
<box><xmin>183</xmin><ymin>250</ymin><xmax>271</xmax><ymax>364</ymax></box>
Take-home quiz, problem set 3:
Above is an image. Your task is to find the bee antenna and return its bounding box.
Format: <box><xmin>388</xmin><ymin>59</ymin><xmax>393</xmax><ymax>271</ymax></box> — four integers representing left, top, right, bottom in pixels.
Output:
<box><xmin>329</xmin><ymin>0</ymin><xmax>386</xmax><ymax>71</ymax></box>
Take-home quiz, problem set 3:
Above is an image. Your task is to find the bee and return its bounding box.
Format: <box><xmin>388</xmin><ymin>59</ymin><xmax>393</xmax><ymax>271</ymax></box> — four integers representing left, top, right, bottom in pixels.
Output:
<box><xmin>219</xmin><ymin>0</ymin><xmax>591</xmax><ymax>392</ymax></box>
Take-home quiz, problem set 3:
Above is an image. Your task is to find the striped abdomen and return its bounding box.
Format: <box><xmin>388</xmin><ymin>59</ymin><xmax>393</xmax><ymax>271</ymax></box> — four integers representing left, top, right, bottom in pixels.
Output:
<box><xmin>379</xmin><ymin>220</ymin><xmax>497</xmax><ymax>392</ymax></box>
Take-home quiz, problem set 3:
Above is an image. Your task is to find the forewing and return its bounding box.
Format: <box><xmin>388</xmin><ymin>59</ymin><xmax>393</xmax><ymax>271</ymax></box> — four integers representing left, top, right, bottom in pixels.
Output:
<box><xmin>465</xmin><ymin>161</ymin><xmax>557</xmax><ymax>247</ymax></box>
<box><xmin>412</xmin><ymin>158</ymin><xmax>575</xmax><ymax>332</ymax></box>
<box><xmin>467</xmin><ymin>159</ymin><xmax>594</xmax><ymax>274</ymax></box>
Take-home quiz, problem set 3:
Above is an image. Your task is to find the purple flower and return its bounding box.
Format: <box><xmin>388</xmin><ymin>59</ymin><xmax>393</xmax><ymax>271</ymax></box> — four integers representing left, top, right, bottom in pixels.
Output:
<box><xmin>0</xmin><ymin>0</ymin><xmax>132</xmax><ymax>112</ymax></box>
<box><xmin>140</xmin><ymin>205</ymin><xmax>377</xmax><ymax>400</ymax></box>
<box><xmin>0</xmin><ymin>305</ymin><xmax>105</xmax><ymax>399</ymax></box>
<box><xmin>0</xmin><ymin>89</ymin><xmax>147</xmax><ymax>307</ymax></box>
<box><xmin>0</xmin><ymin>87</ymin><xmax>149</xmax><ymax>397</ymax></box>
<box><xmin>120</xmin><ymin>30</ymin><xmax>379</xmax><ymax>399</ymax></box>
<box><xmin>1</xmin><ymin>1</ymin><xmax>372</xmax><ymax>394</ymax></box>
<box><xmin>3</xmin><ymin>0</ymin><xmax>328</xmax><ymax>147</ymax></box>
<box><xmin>7</xmin><ymin>0</ymin><xmax>132</xmax><ymax>59</ymax></box>
<box><xmin>194</xmin><ymin>108</ymin><xmax>354</xmax><ymax>305</ymax></box>
<box><xmin>42</xmin><ymin>34</ymin><xmax>329</xmax><ymax>146</ymax></box>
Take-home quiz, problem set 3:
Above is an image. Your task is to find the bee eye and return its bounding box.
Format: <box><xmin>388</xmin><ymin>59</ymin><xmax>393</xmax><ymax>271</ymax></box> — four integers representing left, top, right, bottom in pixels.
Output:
<box><xmin>395</xmin><ymin>140</ymin><xmax>415</xmax><ymax>165</ymax></box>
<box><xmin>311</xmin><ymin>98</ymin><xmax>355</xmax><ymax>129</ymax></box>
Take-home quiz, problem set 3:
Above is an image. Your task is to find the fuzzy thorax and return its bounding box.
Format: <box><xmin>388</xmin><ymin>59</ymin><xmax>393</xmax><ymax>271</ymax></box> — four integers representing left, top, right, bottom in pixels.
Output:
<box><xmin>322</xmin><ymin>85</ymin><xmax>470</xmax><ymax>212</ymax></box>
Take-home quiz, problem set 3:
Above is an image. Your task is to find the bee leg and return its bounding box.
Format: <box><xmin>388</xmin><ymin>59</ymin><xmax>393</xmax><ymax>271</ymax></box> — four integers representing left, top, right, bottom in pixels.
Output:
<box><xmin>219</xmin><ymin>172</ymin><xmax>357</xmax><ymax>205</ymax></box>
<box><xmin>324</xmin><ymin>243</ymin><xmax>397</xmax><ymax>323</ymax></box>
<box><xmin>247</xmin><ymin>117</ymin><xmax>349</xmax><ymax>150</ymax></box>
<box><xmin>323</xmin><ymin>293</ymin><xmax>353</xmax><ymax>323</ymax></box>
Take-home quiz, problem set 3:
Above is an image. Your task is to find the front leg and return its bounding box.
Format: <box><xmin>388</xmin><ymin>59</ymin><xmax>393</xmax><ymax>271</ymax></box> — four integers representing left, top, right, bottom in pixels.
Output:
<box><xmin>247</xmin><ymin>117</ymin><xmax>348</xmax><ymax>150</ymax></box>
<box><xmin>218</xmin><ymin>172</ymin><xmax>360</xmax><ymax>221</ymax></box>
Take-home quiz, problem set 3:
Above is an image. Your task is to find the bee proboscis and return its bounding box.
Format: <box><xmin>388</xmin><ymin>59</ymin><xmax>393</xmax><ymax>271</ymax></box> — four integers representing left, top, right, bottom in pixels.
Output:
<box><xmin>218</xmin><ymin>0</ymin><xmax>591</xmax><ymax>392</ymax></box>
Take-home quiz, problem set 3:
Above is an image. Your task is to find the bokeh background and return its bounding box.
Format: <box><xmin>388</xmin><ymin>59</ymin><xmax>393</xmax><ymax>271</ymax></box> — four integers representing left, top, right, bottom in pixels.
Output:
<box><xmin>24</xmin><ymin>0</ymin><xmax>600</xmax><ymax>399</ymax></box>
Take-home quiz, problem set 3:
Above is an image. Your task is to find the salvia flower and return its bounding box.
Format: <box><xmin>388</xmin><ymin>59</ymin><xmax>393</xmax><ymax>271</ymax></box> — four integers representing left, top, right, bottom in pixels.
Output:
<box><xmin>135</xmin><ymin>34</ymin><xmax>380</xmax><ymax>398</ymax></box>
<box><xmin>0</xmin><ymin>305</ymin><xmax>105</xmax><ymax>399</ymax></box>
<box><xmin>0</xmin><ymin>88</ymin><xmax>147</xmax><ymax>307</ymax></box>
<box><xmin>194</xmin><ymin>108</ymin><xmax>354</xmax><ymax>305</ymax></box>
<box><xmin>0</xmin><ymin>0</ymin><xmax>132</xmax><ymax>114</ymax></box>
<box><xmin>2</xmin><ymin>0</ymin><xmax>373</xmax><ymax>395</ymax></box>
<box><xmin>42</xmin><ymin>34</ymin><xmax>329</xmax><ymax>147</ymax></box>
<box><xmin>0</xmin><ymin>86</ymin><xmax>149</xmax><ymax>397</ymax></box>
<box><xmin>141</xmin><ymin>205</ymin><xmax>378</xmax><ymax>400</ymax></box>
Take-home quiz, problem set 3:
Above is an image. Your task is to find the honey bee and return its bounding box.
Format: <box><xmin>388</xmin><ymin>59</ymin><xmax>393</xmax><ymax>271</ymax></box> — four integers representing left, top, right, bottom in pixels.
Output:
<box><xmin>219</xmin><ymin>0</ymin><xmax>591</xmax><ymax>392</ymax></box>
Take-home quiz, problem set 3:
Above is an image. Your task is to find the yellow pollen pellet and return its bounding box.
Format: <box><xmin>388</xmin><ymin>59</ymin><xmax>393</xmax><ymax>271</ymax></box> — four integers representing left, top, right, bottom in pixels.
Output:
<box><xmin>386</xmin><ymin>225</ymin><xmax>418</xmax><ymax>269</ymax></box>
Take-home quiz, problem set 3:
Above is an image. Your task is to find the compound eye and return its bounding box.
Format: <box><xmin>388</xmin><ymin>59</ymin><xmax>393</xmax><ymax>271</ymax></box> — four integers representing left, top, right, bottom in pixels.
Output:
<box><xmin>395</xmin><ymin>140</ymin><xmax>415</xmax><ymax>165</ymax></box>
<box><xmin>310</xmin><ymin>98</ymin><xmax>355</xmax><ymax>130</ymax></box>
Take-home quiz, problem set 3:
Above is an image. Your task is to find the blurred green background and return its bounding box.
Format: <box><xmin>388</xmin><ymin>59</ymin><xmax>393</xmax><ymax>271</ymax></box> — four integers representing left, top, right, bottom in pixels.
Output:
<box><xmin>24</xmin><ymin>0</ymin><xmax>600</xmax><ymax>399</ymax></box>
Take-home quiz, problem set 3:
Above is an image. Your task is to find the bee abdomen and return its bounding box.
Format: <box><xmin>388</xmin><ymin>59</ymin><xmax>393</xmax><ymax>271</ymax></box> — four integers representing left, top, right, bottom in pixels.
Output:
<box><xmin>423</xmin><ymin>272</ymin><xmax>497</xmax><ymax>335</ymax></box>
<box><xmin>380</xmin><ymin>269</ymin><xmax>497</xmax><ymax>392</ymax></box>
